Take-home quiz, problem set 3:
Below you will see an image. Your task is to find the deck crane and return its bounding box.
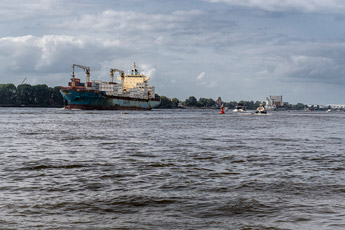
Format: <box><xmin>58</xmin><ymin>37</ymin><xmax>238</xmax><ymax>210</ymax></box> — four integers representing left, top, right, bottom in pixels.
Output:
<box><xmin>110</xmin><ymin>68</ymin><xmax>124</xmax><ymax>83</ymax></box>
<box><xmin>71</xmin><ymin>64</ymin><xmax>90</xmax><ymax>87</ymax></box>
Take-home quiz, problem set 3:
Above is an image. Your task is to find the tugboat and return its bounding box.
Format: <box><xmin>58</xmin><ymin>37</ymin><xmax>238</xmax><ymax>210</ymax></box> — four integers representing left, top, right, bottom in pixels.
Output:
<box><xmin>255</xmin><ymin>104</ymin><xmax>267</xmax><ymax>114</ymax></box>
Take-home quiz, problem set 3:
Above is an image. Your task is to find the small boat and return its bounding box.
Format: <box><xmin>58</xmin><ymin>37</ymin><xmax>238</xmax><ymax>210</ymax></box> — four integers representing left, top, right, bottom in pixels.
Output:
<box><xmin>233</xmin><ymin>104</ymin><xmax>246</xmax><ymax>112</ymax></box>
<box><xmin>255</xmin><ymin>104</ymin><xmax>267</xmax><ymax>114</ymax></box>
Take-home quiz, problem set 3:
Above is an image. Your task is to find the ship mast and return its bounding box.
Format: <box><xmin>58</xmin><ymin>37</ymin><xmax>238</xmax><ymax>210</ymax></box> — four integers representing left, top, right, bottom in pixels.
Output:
<box><xmin>133</xmin><ymin>62</ymin><xmax>138</xmax><ymax>75</ymax></box>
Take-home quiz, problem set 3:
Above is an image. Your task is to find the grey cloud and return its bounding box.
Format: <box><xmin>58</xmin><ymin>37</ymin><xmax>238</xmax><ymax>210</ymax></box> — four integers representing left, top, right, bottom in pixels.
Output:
<box><xmin>51</xmin><ymin>9</ymin><xmax>204</xmax><ymax>33</ymax></box>
<box><xmin>0</xmin><ymin>35</ymin><xmax>126</xmax><ymax>74</ymax></box>
<box><xmin>205</xmin><ymin>0</ymin><xmax>345</xmax><ymax>14</ymax></box>
<box><xmin>0</xmin><ymin>0</ymin><xmax>68</xmax><ymax>22</ymax></box>
<box><xmin>269</xmin><ymin>42</ymin><xmax>345</xmax><ymax>85</ymax></box>
<box><xmin>0</xmin><ymin>0</ymin><xmax>345</xmax><ymax>104</ymax></box>
<box><xmin>283</xmin><ymin>55</ymin><xmax>345</xmax><ymax>84</ymax></box>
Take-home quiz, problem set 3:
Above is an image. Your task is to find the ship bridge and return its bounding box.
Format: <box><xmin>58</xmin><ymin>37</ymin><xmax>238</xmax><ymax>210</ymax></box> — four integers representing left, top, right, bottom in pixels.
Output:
<box><xmin>118</xmin><ymin>62</ymin><xmax>150</xmax><ymax>90</ymax></box>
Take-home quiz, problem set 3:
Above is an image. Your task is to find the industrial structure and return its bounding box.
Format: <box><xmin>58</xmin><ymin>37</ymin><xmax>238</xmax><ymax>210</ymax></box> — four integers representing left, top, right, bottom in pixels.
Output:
<box><xmin>266</xmin><ymin>95</ymin><xmax>284</xmax><ymax>110</ymax></box>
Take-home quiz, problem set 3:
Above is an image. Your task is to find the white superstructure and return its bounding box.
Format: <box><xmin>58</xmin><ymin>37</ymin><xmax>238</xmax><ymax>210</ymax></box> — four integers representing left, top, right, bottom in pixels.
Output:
<box><xmin>87</xmin><ymin>63</ymin><xmax>156</xmax><ymax>99</ymax></box>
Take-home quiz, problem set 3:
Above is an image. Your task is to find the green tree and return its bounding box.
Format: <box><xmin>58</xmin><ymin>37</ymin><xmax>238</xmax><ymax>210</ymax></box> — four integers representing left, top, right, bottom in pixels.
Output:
<box><xmin>32</xmin><ymin>84</ymin><xmax>50</xmax><ymax>105</ymax></box>
<box><xmin>225</xmin><ymin>101</ymin><xmax>238</xmax><ymax>109</ymax></box>
<box><xmin>184</xmin><ymin>96</ymin><xmax>198</xmax><ymax>107</ymax></box>
<box><xmin>49</xmin><ymin>86</ymin><xmax>64</xmax><ymax>106</ymax></box>
<box><xmin>254</xmin><ymin>101</ymin><xmax>262</xmax><ymax>108</ymax></box>
<box><xmin>0</xmin><ymin>83</ymin><xmax>64</xmax><ymax>107</ymax></box>
<box><xmin>198</xmin><ymin>98</ymin><xmax>208</xmax><ymax>107</ymax></box>
<box><xmin>0</xmin><ymin>84</ymin><xmax>17</xmax><ymax>105</ymax></box>
<box><xmin>296</xmin><ymin>103</ymin><xmax>305</xmax><ymax>110</ymax></box>
<box><xmin>206</xmin><ymin>98</ymin><xmax>216</xmax><ymax>107</ymax></box>
<box><xmin>171</xmin><ymin>98</ymin><xmax>180</xmax><ymax>108</ymax></box>
<box><xmin>248</xmin><ymin>101</ymin><xmax>255</xmax><ymax>109</ymax></box>
<box><xmin>158</xmin><ymin>96</ymin><xmax>173</xmax><ymax>108</ymax></box>
<box><xmin>17</xmin><ymin>84</ymin><xmax>33</xmax><ymax>105</ymax></box>
<box><xmin>197</xmin><ymin>98</ymin><xmax>216</xmax><ymax>107</ymax></box>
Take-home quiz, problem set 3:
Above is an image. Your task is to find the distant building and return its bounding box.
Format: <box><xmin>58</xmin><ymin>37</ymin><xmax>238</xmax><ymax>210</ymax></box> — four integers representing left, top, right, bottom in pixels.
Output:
<box><xmin>328</xmin><ymin>104</ymin><xmax>345</xmax><ymax>109</ymax></box>
<box><xmin>266</xmin><ymin>95</ymin><xmax>283</xmax><ymax>110</ymax></box>
<box><xmin>216</xmin><ymin>97</ymin><xmax>222</xmax><ymax>107</ymax></box>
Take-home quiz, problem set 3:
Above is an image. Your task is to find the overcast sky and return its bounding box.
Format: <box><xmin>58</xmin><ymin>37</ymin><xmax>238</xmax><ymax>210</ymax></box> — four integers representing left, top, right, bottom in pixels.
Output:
<box><xmin>1</xmin><ymin>0</ymin><xmax>345</xmax><ymax>104</ymax></box>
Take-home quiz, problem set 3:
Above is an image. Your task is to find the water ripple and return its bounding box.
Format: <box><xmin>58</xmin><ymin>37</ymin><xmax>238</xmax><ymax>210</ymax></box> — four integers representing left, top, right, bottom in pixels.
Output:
<box><xmin>1</xmin><ymin>108</ymin><xmax>345</xmax><ymax>229</ymax></box>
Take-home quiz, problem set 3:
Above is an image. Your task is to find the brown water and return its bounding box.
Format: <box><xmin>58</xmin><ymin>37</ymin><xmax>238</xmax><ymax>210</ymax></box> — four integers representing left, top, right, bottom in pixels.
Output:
<box><xmin>1</xmin><ymin>108</ymin><xmax>345</xmax><ymax>229</ymax></box>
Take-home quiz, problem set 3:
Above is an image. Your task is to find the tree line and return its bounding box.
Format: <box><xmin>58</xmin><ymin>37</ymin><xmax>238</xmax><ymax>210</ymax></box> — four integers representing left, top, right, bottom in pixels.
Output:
<box><xmin>0</xmin><ymin>83</ymin><xmax>308</xmax><ymax>110</ymax></box>
<box><xmin>158</xmin><ymin>95</ymin><xmax>309</xmax><ymax>110</ymax></box>
<box><xmin>158</xmin><ymin>96</ymin><xmax>218</xmax><ymax>108</ymax></box>
<box><xmin>159</xmin><ymin>96</ymin><xmax>266</xmax><ymax>109</ymax></box>
<box><xmin>0</xmin><ymin>83</ymin><xmax>64</xmax><ymax>107</ymax></box>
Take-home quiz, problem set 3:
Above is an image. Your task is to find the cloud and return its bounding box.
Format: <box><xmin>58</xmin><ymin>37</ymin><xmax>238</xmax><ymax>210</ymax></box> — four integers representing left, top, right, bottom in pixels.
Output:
<box><xmin>0</xmin><ymin>33</ymin><xmax>162</xmax><ymax>86</ymax></box>
<box><xmin>0</xmin><ymin>0</ymin><xmax>67</xmax><ymax>21</ymax></box>
<box><xmin>139</xmin><ymin>64</ymin><xmax>156</xmax><ymax>78</ymax></box>
<box><xmin>40</xmin><ymin>8</ymin><xmax>212</xmax><ymax>56</ymax></box>
<box><xmin>196</xmin><ymin>72</ymin><xmax>206</xmax><ymax>80</ymax></box>
<box><xmin>195</xmin><ymin>71</ymin><xmax>219</xmax><ymax>89</ymax></box>
<box><xmin>1</xmin><ymin>1</ymin><xmax>345</xmax><ymax>104</ymax></box>
<box><xmin>206</xmin><ymin>80</ymin><xmax>218</xmax><ymax>88</ymax></box>
<box><xmin>205</xmin><ymin>0</ymin><xmax>345</xmax><ymax>13</ymax></box>
<box><xmin>261</xmin><ymin>41</ymin><xmax>345</xmax><ymax>85</ymax></box>
<box><xmin>280</xmin><ymin>55</ymin><xmax>344</xmax><ymax>84</ymax></box>
<box><xmin>51</xmin><ymin>9</ymin><xmax>204</xmax><ymax>33</ymax></box>
<box><xmin>0</xmin><ymin>34</ymin><xmax>125</xmax><ymax>84</ymax></box>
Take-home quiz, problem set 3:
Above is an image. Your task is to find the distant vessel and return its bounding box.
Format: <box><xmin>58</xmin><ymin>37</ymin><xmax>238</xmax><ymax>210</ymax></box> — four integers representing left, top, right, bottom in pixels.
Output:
<box><xmin>60</xmin><ymin>63</ymin><xmax>161</xmax><ymax>110</ymax></box>
<box><xmin>233</xmin><ymin>104</ymin><xmax>246</xmax><ymax>112</ymax></box>
<box><xmin>255</xmin><ymin>104</ymin><xmax>267</xmax><ymax>114</ymax></box>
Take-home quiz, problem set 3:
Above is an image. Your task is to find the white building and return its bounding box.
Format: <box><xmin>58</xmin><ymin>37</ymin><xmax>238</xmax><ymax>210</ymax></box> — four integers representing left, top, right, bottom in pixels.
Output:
<box><xmin>266</xmin><ymin>95</ymin><xmax>283</xmax><ymax>110</ymax></box>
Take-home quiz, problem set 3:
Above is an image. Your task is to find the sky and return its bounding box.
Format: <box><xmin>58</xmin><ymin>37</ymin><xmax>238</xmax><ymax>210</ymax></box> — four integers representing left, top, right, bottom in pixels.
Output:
<box><xmin>1</xmin><ymin>0</ymin><xmax>345</xmax><ymax>104</ymax></box>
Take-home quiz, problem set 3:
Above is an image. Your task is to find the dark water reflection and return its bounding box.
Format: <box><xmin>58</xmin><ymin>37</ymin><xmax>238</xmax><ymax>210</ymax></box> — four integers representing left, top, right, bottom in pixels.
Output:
<box><xmin>1</xmin><ymin>108</ymin><xmax>345</xmax><ymax>229</ymax></box>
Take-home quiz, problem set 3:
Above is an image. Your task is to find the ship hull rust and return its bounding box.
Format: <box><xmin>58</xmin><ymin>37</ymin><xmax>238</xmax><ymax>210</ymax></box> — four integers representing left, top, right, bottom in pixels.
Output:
<box><xmin>60</xmin><ymin>88</ymin><xmax>160</xmax><ymax>110</ymax></box>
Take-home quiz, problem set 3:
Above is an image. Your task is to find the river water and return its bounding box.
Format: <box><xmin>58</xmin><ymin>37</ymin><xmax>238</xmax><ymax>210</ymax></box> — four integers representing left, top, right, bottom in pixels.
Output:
<box><xmin>0</xmin><ymin>107</ymin><xmax>345</xmax><ymax>229</ymax></box>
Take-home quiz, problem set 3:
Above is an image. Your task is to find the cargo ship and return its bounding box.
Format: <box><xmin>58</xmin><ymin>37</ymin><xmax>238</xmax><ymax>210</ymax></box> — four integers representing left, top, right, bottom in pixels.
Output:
<box><xmin>60</xmin><ymin>63</ymin><xmax>161</xmax><ymax>110</ymax></box>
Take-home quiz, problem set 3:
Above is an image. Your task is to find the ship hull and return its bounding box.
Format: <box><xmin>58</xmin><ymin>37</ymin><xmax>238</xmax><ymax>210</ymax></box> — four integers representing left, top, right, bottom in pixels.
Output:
<box><xmin>60</xmin><ymin>88</ymin><xmax>160</xmax><ymax>110</ymax></box>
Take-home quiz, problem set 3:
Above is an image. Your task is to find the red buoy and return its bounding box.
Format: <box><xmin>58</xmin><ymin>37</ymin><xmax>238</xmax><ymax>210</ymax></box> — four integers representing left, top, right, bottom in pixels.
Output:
<box><xmin>220</xmin><ymin>105</ymin><xmax>225</xmax><ymax>114</ymax></box>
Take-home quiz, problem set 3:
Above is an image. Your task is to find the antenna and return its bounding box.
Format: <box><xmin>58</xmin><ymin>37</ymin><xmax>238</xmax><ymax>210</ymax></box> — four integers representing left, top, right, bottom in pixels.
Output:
<box><xmin>20</xmin><ymin>77</ymin><xmax>27</xmax><ymax>85</ymax></box>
